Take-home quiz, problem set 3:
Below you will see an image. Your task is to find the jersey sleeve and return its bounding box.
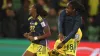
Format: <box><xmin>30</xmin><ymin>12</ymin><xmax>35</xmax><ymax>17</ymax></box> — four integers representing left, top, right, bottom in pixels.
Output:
<box><xmin>58</xmin><ymin>10</ymin><xmax>66</xmax><ymax>33</ymax></box>
<box><xmin>40</xmin><ymin>18</ymin><xmax>48</xmax><ymax>28</ymax></box>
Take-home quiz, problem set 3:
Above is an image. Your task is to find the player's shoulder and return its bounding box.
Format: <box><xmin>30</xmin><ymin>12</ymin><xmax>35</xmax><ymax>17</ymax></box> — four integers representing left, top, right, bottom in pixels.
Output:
<box><xmin>60</xmin><ymin>10</ymin><xmax>66</xmax><ymax>14</ymax></box>
<box><xmin>76</xmin><ymin>12</ymin><xmax>82</xmax><ymax>19</ymax></box>
<box><xmin>37</xmin><ymin>15</ymin><xmax>47</xmax><ymax>22</ymax></box>
<box><xmin>60</xmin><ymin>10</ymin><xmax>66</xmax><ymax>16</ymax></box>
<box><xmin>38</xmin><ymin>15</ymin><xmax>47</xmax><ymax>22</ymax></box>
<box><xmin>37</xmin><ymin>15</ymin><xmax>43</xmax><ymax>22</ymax></box>
<box><xmin>28</xmin><ymin>16</ymin><xmax>33</xmax><ymax>21</ymax></box>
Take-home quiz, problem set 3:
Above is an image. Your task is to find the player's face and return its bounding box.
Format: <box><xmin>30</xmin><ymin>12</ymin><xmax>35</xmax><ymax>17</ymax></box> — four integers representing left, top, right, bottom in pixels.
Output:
<box><xmin>66</xmin><ymin>3</ymin><xmax>75</xmax><ymax>15</ymax></box>
<box><xmin>37</xmin><ymin>0</ymin><xmax>45</xmax><ymax>6</ymax></box>
<box><xmin>29</xmin><ymin>5</ymin><xmax>37</xmax><ymax>16</ymax></box>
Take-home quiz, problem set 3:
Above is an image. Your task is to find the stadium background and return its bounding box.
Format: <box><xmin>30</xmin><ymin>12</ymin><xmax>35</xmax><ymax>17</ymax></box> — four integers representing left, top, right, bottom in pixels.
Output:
<box><xmin>0</xmin><ymin>0</ymin><xmax>100</xmax><ymax>56</ymax></box>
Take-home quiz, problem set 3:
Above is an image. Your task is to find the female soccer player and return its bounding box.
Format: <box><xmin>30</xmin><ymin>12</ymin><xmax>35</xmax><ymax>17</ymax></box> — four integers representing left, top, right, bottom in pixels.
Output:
<box><xmin>22</xmin><ymin>4</ymin><xmax>51</xmax><ymax>56</ymax></box>
<box><xmin>54</xmin><ymin>1</ymin><xmax>85</xmax><ymax>56</ymax></box>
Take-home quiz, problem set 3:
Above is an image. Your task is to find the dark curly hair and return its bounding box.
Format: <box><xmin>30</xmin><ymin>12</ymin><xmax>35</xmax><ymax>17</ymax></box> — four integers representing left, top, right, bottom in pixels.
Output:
<box><xmin>34</xmin><ymin>4</ymin><xmax>47</xmax><ymax>17</ymax></box>
<box><xmin>69</xmin><ymin>0</ymin><xmax>85</xmax><ymax>15</ymax></box>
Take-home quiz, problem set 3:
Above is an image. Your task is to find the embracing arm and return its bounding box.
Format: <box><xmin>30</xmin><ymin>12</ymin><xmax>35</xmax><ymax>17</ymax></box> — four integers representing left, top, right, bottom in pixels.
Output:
<box><xmin>58</xmin><ymin>10</ymin><xmax>66</xmax><ymax>40</ymax></box>
<box><xmin>58</xmin><ymin>10</ymin><xmax>65</xmax><ymax>34</ymax></box>
<box><xmin>37</xmin><ymin>25</ymin><xmax>51</xmax><ymax>40</ymax></box>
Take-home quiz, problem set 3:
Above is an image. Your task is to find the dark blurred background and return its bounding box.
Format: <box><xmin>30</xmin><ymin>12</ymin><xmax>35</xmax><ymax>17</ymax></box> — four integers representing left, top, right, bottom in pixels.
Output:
<box><xmin>0</xmin><ymin>0</ymin><xmax>100</xmax><ymax>56</ymax></box>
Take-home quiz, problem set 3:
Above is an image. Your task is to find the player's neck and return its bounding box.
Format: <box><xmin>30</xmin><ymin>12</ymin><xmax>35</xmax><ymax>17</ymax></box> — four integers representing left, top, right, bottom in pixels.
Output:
<box><xmin>32</xmin><ymin>14</ymin><xmax>37</xmax><ymax>19</ymax></box>
<box><xmin>71</xmin><ymin>11</ymin><xmax>76</xmax><ymax>16</ymax></box>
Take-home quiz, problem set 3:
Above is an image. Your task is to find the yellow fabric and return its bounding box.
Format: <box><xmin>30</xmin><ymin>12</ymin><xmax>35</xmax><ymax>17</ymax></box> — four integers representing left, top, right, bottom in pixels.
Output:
<box><xmin>26</xmin><ymin>43</ymin><xmax>49</xmax><ymax>56</ymax></box>
<box><xmin>28</xmin><ymin>16</ymin><xmax>33</xmax><ymax>21</ymax></box>
<box><xmin>76</xmin><ymin>28</ymin><xmax>82</xmax><ymax>41</ymax></box>
<box><xmin>28</xmin><ymin>15</ymin><xmax>43</xmax><ymax>22</ymax></box>
<box><xmin>88</xmin><ymin>0</ymin><xmax>99</xmax><ymax>16</ymax></box>
<box><xmin>29</xmin><ymin>0</ymin><xmax>34</xmax><ymax>5</ymax></box>
<box><xmin>43</xmin><ymin>5</ymin><xmax>49</xmax><ymax>13</ymax></box>
<box><xmin>54</xmin><ymin>28</ymin><xmax>82</xmax><ymax>56</ymax></box>
<box><xmin>59</xmin><ymin>0</ymin><xmax>68</xmax><ymax>7</ymax></box>
<box><xmin>2</xmin><ymin>0</ymin><xmax>7</xmax><ymax>9</ymax></box>
<box><xmin>37</xmin><ymin>15</ymin><xmax>43</xmax><ymax>22</ymax></box>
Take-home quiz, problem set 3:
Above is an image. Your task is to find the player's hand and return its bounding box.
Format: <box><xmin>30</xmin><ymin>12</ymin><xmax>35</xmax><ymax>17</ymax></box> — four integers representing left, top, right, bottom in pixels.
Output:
<box><xmin>28</xmin><ymin>36</ymin><xmax>39</xmax><ymax>41</ymax></box>
<box><xmin>57</xmin><ymin>43</ymin><xmax>64</xmax><ymax>49</ymax></box>
<box><xmin>28</xmin><ymin>32</ymin><xmax>32</xmax><ymax>36</ymax></box>
<box><xmin>23</xmin><ymin>32</ymin><xmax>29</xmax><ymax>38</ymax></box>
<box><xmin>74</xmin><ymin>34</ymin><xmax>80</xmax><ymax>42</ymax></box>
<box><xmin>59</xmin><ymin>33</ymin><xmax>64</xmax><ymax>41</ymax></box>
<box><xmin>49</xmin><ymin>50</ymin><xmax>59</xmax><ymax>56</ymax></box>
<box><xmin>28</xmin><ymin>36</ymin><xmax>33</xmax><ymax>41</ymax></box>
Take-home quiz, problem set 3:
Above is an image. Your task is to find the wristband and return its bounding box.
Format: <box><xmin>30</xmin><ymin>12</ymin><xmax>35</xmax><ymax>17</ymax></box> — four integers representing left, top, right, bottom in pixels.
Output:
<box><xmin>34</xmin><ymin>36</ymin><xmax>38</xmax><ymax>40</ymax></box>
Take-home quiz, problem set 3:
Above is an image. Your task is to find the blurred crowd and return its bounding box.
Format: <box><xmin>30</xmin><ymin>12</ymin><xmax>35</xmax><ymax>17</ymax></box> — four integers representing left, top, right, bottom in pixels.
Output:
<box><xmin>0</xmin><ymin>0</ymin><xmax>100</xmax><ymax>41</ymax></box>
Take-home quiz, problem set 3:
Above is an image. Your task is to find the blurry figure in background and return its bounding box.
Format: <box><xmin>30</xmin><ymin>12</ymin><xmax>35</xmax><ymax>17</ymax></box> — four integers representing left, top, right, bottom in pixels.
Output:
<box><xmin>29</xmin><ymin>0</ymin><xmax>35</xmax><ymax>6</ymax></box>
<box><xmin>48</xmin><ymin>0</ymin><xmax>60</xmax><ymax>12</ymax></box>
<box><xmin>36</xmin><ymin>0</ymin><xmax>49</xmax><ymax>12</ymax></box>
<box><xmin>58</xmin><ymin>0</ymin><xmax>70</xmax><ymax>16</ymax></box>
<box><xmin>22</xmin><ymin>4</ymin><xmax>51</xmax><ymax>56</ymax></box>
<box><xmin>0</xmin><ymin>0</ymin><xmax>3</xmax><ymax>37</ymax></box>
<box><xmin>15</xmin><ymin>0</ymin><xmax>30</xmax><ymax>38</ymax></box>
<box><xmin>88</xmin><ymin>17</ymin><xmax>100</xmax><ymax>42</ymax></box>
<box><xmin>88</xmin><ymin>23</ymin><xmax>100</xmax><ymax>42</ymax></box>
<box><xmin>12</xmin><ymin>0</ymin><xmax>21</xmax><ymax>11</ymax></box>
<box><xmin>79</xmin><ymin>0</ymin><xmax>89</xmax><ymax>40</ymax></box>
<box><xmin>46</xmin><ymin>8</ymin><xmax>58</xmax><ymax>40</ymax></box>
<box><xmin>2</xmin><ymin>0</ymin><xmax>17</xmax><ymax>37</ymax></box>
<box><xmin>59</xmin><ymin>0</ymin><xmax>69</xmax><ymax>8</ymax></box>
<box><xmin>88</xmin><ymin>0</ymin><xmax>99</xmax><ymax>17</ymax></box>
<box><xmin>88</xmin><ymin>0</ymin><xmax>100</xmax><ymax>41</ymax></box>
